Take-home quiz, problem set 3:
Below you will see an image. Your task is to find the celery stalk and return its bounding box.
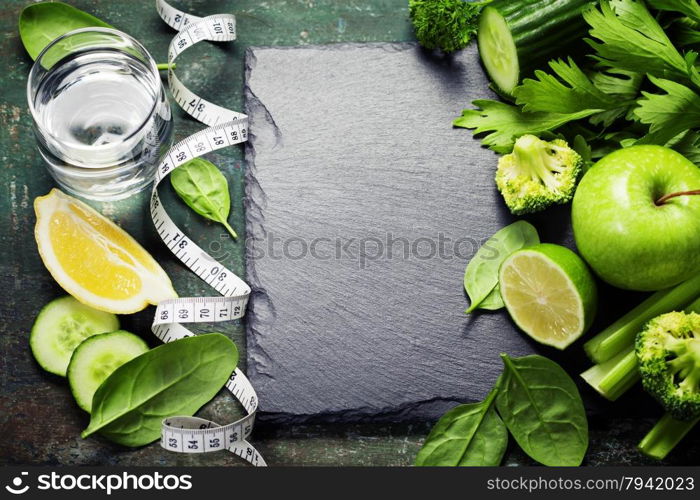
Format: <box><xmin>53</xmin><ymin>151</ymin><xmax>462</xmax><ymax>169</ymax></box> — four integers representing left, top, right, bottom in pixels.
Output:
<box><xmin>638</xmin><ymin>413</ymin><xmax>699</xmax><ymax>460</ymax></box>
<box><xmin>688</xmin><ymin>296</ymin><xmax>700</xmax><ymax>314</ymax></box>
<box><xmin>580</xmin><ymin>297</ymin><xmax>700</xmax><ymax>401</ymax></box>
<box><xmin>584</xmin><ymin>273</ymin><xmax>700</xmax><ymax>364</ymax></box>
<box><xmin>580</xmin><ymin>346</ymin><xmax>640</xmax><ymax>401</ymax></box>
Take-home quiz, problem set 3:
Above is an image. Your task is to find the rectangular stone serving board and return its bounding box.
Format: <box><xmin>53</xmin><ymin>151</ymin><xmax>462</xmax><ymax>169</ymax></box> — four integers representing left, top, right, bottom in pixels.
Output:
<box><xmin>243</xmin><ymin>43</ymin><xmax>647</xmax><ymax>423</ymax></box>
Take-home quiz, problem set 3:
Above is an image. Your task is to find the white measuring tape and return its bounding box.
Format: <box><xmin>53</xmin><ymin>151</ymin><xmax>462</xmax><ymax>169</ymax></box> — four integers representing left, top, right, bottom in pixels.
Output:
<box><xmin>150</xmin><ymin>0</ymin><xmax>265</xmax><ymax>466</ymax></box>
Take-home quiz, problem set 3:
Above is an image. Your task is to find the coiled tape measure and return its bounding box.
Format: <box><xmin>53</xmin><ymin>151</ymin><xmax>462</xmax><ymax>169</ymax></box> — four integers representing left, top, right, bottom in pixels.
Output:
<box><xmin>150</xmin><ymin>0</ymin><xmax>265</xmax><ymax>466</ymax></box>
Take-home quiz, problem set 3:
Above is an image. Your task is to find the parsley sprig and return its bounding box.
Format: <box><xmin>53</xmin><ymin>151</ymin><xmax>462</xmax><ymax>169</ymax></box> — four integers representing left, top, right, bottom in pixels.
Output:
<box><xmin>409</xmin><ymin>0</ymin><xmax>490</xmax><ymax>53</ymax></box>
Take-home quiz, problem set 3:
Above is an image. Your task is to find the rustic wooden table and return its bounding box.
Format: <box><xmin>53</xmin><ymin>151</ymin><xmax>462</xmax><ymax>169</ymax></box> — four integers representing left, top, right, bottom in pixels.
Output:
<box><xmin>0</xmin><ymin>0</ymin><xmax>696</xmax><ymax>466</ymax></box>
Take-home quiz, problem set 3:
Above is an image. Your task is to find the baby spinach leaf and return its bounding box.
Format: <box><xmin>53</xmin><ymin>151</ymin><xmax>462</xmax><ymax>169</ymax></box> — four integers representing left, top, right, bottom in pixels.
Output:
<box><xmin>19</xmin><ymin>2</ymin><xmax>113</xmax><ymax>60</ymax></box>
<box><xmin>464</xmin><ymin>221</ymin><xmax>539</xmax><ymax>313</ymax></box>
<box><xmin>19</xmin><ymin>2</ymin><xmax>171</xmax><ymax>70</ymax></box>
<box><xmin>82</xmin><ymin>333</ymin><xmax>238</xmax><ymax>447</ymax></box>
<box><xmin>496</xmin><ymin>354</ymin><xmax>588</xmax><ymax>466</ymax></box>
<box><xmin>171</xmin><ymin>158</ymin><xmax>238</xmax><ymax>239</ymax></box>
<box><xmin>477</xmin><ymin>285</ymin><xmax>504</xmax><ymax>311</ymax></box>
<box><xmin>415</xmin><ymin>387</ymin><xmax>507</xmax><ymax>466</ymax></box>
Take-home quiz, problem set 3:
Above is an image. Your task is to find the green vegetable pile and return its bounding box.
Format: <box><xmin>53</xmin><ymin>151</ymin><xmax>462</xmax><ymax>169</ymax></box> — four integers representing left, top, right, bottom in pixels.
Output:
<box><xmin>421</xmin><ymin>0</ymin><xmax>700</xmax><ymax>465</ymax></box>
<box><xmin>581</xmin><ymin>284</ymin><xmax>700</xmax><ymax>460</ymax></box>
<box><xmin>456</xmin><ymin>0</ymin><xmax>700</xmax><ymax>170</ymax></box>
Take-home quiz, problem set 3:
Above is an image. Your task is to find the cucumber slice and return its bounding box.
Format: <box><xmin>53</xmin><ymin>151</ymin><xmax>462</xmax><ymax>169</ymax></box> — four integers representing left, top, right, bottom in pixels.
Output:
<box><xmin>478</xmin><ymin>7</ymin><xmax>519</xmax><ymax>97</ymax></box>
<box><xmin>477</xmin><ymin>0</ymin><xmax>595</xmax><ymax>95</ymax></box>
<box><xmin>68</xmin><ymin>330</ymin><xmax>148</xmax><ymax>412</ymax></box>
<box><xmin>30</xmin><ymin>296</ymin><xmax>119</xmax><ymax>376</ymax></box>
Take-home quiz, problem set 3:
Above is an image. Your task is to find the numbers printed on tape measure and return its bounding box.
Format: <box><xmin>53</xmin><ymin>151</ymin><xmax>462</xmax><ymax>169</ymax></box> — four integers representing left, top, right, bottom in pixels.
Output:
<box><xmin>152</xmin><ymin>0</ymin><xmax>265</xmax><ymax>467</ymax></box>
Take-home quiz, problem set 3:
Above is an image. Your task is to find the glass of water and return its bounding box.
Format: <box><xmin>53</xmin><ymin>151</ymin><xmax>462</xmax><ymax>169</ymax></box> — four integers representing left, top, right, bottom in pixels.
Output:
<box><xmin>27</xmin><ymin>28</ymin><xmax>173</xmax><ymax>200</ymax></box>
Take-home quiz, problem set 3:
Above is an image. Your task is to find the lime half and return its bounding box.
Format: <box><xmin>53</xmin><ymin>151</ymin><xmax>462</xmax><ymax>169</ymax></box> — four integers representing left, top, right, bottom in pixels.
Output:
<box><xmin>499</xmin><ymin>243</ymin><xmax>597</xmax><ymax>350</ymax></box>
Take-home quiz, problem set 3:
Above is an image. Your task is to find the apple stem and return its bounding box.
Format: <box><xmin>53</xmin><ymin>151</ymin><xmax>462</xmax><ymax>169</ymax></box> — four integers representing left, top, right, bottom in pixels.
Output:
<box><xmin>655</xmin><ymin>189</ymin><xmax>700</xmax><ymax>206</ymax></box>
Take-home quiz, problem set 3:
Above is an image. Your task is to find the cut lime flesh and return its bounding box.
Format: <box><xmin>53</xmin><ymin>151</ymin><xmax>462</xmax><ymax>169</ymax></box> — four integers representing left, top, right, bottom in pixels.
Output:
<box><xmin>499</xmin><ymin>243</ymin><xmax>596</xmax><ymax>349</ymax></box>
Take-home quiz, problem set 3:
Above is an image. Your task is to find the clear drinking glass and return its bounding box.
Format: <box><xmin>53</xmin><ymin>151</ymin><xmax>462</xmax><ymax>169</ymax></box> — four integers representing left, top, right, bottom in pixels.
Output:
<box><xmin>27</xmin><ymin>28</ymin><xmax>173</xmax><ymax>200</ymax></box>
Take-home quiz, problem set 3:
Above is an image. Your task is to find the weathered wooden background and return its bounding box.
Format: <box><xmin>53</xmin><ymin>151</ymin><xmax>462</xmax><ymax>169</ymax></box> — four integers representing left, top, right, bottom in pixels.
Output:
<box><xmin>0</xmin><ymin>0</ymin><xmax>696</xmax><ymax>465</ymax></box>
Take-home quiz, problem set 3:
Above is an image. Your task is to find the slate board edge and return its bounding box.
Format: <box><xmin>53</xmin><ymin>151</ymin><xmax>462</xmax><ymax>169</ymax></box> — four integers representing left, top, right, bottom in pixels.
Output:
<box><xmin>243</xmin><ymin>45</ymin><xmax>274</xmax><ymax>412</ymax></box>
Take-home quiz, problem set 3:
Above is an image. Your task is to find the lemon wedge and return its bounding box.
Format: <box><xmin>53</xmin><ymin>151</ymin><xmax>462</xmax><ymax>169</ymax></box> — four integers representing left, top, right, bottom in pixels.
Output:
<box><xmin>34</xmin><ymin>189</ymin><xmax>176</xmax><ymax>314</ymax></box>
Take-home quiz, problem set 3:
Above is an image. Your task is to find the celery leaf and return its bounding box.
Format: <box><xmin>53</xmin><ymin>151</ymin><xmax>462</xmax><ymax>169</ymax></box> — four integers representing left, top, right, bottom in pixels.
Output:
<box><xmin>514</xmin><ymin>58</ymin><xmax>617</xmax><ymax>114</ymax></box>
<box><xmin>647</xmin><ymin>0</ymin><xmax>700</xmax><ymax>24</ymax></box>
<box><xmin>513</xmin><ymin>58</ymin><xmax>635</xmax><ymax>127</ymax></box>
<box><xmin>584</xmin><ymin>0</ymin><xmax>698</xmax><ymax>86</ymax></box>
<box><xmin>634</xmin><ymin>76</ymin><xmax>700</xmax><ymax>144</ymax></box>
<box><xmin>454</xmin><ymin>100</ymin><xmax>598</xmax><ymax>154</ymax></box>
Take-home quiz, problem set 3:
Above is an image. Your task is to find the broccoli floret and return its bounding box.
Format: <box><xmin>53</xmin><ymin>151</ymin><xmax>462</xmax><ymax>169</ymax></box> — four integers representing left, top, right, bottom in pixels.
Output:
<box><xmin>495</xmin><ymin>134</ymin><xmax>583</xmax><ymax>215</ymax></box>
<box><xmin>408</xmin><ymin>0</ymin><xmax>487</xmax><ymax>53</ymax></box>
<box><xmin>636</xmin><ymin>311</ymin><xmax>700</xmax><ymax>421</ymax></box>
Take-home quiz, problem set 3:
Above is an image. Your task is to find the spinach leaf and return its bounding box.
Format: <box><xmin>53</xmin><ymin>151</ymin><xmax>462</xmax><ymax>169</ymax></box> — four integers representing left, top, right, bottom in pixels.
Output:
<box><xmin>19</xmin><ymin>2</ymin><xmax>113</xmax><ymax>60</ymax></box>
<box><xmin>415</xmin><ymin>387</ymin><xmax>507</xmax><ymax>466</ymax></box>
<box><xmin>478</xmin><ymin>285</ymin><xmax>504</xmax><ymax>311</ymax></box>
<box><xmin>82</xmin><ymin>333</ymin><xmax>238</xmax><ymax>447</ymax></box>
<box><xmin>496</xmin><ymin>354</ymin><xmax>588</xmax><ymax>466</ymax></box>
<box><xmin>171</xmin><ymin>158</ymin><xmax>238</xmax><ymax>239</ymax></box>
<box><xmin>464</xmin><ymin>221</ymin><xmax>539</xmax><ymax>313</ymax></box>
<box><xmin>19</xmin><ymin>2</ymin><xmax>171</xmax><ymax>70</ymax></box>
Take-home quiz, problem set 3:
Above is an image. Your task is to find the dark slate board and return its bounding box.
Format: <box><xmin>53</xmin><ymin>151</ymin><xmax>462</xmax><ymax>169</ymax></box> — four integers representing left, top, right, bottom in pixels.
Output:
<box><xmin>243</xmin><ymin>43</ymin><xmax>644</xmax><ymax>423</ymax></box>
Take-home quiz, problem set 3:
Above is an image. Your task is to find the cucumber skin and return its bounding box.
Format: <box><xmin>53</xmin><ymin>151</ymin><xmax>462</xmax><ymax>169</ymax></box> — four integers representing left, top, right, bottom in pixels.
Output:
<box><xmin>488</xmin><ymin>0</ymin><xmax>595</xmax><ymax>76</ymax></box>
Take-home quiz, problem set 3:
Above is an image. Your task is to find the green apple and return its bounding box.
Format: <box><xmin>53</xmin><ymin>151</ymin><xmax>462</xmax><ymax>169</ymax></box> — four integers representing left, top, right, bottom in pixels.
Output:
<box><xmin>572</xmin><ymin>145</ymin><xmax>700</xmax><ymax>291</ymax></box>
